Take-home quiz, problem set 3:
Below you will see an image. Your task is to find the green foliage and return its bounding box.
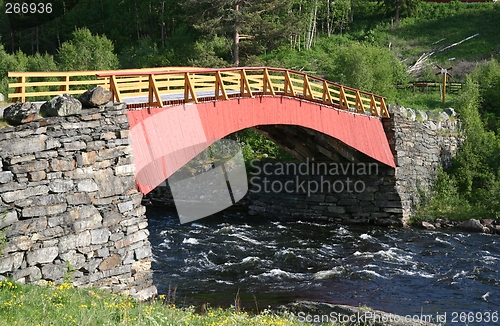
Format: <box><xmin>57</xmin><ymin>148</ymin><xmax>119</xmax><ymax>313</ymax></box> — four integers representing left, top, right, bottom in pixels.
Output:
<box><xmin>261</xmin><ymin>37</ymin><xmax>408</xmax><ymax>100</ymax></box>
<box><xmin>119</xmin><ymin>37</ymin><xmax>172</xmax><ymax>69</ymax></box>
<box><xmin>237</xmin><ymin>129</ymin><xmax>293</xmax><ymax>162</ymax></box>
<box><xmin>471</xmin><ymin>59</ymin><xmax>500</xmax><ymax>133</ymax></box>
<box><xmin>187</xmin><ymin>36</ymin><xmax>232</xmax><ymax>68</ymax></box>
<box><xmin>413</xmin><ymin>168</ymin><xmax>469</xmax><ymax>223</ymax></box>
<box><xmin>0</xmin><ymin>280</ymin><xmax>314</xmax><ymax>326</ymax></box>
<box><xmin>57</xmin><ymin>28</ymin><xmax>119</xmax><ymax>71</ymax></box>
<box><xmin>417</xmin><ymin>75</ymin><xmax>500</xmax><ymax>221</ymax></box>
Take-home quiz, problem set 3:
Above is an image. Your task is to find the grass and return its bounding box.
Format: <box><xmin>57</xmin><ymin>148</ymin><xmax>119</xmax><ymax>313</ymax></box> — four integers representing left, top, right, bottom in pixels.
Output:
<box><xmin>372</xmin><ymin>2</ymin><xmax>500</xmax><ymax>77</ymax></box>
<box><xmin>0</xmin><ymin>279</ymin><xmax>333</xmax><ymax>326</ymax></box>
<box><xmin>394</xmin><ymin>89</ymin><xmax>460</xmax><ymax>112</ymax></box>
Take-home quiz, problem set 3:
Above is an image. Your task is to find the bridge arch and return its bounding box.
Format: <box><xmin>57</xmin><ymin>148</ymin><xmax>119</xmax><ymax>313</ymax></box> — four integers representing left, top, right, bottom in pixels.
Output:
<box><xmin>127</xmin><ymin>96</ymin><xmax>395</xmax><ymax>194</ymax></box>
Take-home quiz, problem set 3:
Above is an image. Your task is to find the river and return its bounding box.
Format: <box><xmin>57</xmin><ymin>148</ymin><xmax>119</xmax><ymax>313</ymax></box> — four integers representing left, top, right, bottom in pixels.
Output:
<box><xmin>146</xmin><ymin>206</ymin><xmax>499</xmax><ymax>325</ymax></box>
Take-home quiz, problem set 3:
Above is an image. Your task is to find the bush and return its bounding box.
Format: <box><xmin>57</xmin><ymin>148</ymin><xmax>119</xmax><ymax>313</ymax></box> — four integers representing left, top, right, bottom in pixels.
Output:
<box><xmin>57</xmin><ymin>28</ymin><xmax>119</xmax><ymax>71</ymax></box>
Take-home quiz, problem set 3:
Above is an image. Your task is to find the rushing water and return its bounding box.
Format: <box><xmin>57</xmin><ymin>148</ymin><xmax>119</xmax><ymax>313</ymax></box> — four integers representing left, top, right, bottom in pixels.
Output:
<box><xmin>147</xmin><ymin>206</ymin><xmax>499</xmax><ymax>325</ymax></box>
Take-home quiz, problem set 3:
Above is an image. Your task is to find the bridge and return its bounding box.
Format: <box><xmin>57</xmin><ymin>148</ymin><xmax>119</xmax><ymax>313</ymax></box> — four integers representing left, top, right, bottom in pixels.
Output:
<box><xmin>8</xmin><ymin>67</ymin><xmax>395</xmax><ymax>194</ymax></box>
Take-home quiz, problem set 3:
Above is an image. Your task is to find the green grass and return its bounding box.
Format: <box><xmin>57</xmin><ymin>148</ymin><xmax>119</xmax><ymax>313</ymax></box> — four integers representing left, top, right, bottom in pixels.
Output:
<box><xmin>372</xmin><ymin>3</ymin><xmax>500</xmax><ymax>75</ymax></box>
<box><xmin>394</xmin><ymin>89</ymin><xmax>460</xmax><ymax>112</ymax></box>
<box><xmin>0</xmin><ymin>280</ymin><xmax>327</xmax><ymax>326</ymax></box>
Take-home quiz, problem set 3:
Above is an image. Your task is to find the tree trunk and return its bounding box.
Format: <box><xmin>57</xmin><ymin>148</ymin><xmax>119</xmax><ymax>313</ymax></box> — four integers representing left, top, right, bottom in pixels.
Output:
<box><xmin>233</xmin><ymin>3</ymin><xmax>240</xmax><ymax>66</ymax></box>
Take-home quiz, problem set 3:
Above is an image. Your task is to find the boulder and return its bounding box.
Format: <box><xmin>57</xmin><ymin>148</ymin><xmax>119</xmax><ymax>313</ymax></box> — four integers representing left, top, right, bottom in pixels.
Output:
<box><xmin>416</xmin><ymin>110</ymin><xmax>428</xmax><ymax>121</ymax></box>
<box><xmin>458</xmin><ymin>219</ymin><xmax>489</xmax><ymax>233</ymax></box>
<box><xmin>444</xmin><ymin>107</ymin><xmax>456</xmax><ymax>117</ymax></box>
<box><xmin>3</xmin><ymin>102</ymin><xmax>40</xmax><ymax>125</ymax></box>
<box><xmin>40</xmin><ymin>94</ymin><xmax>82</xmax><ymax>117</ymax></box>
<box><xmin>421</xmin><ymin>221</ymin><xmax>436</xmax><ymax>230</ymax></box>
<box><xmin>438</xmin><ymin>111</ymin><xmax>449</xmax><ymax>121</ymax></box>
<box><xmin>406</xmin><ymin>108</ymin><xmax>416</xmax><ymax>121</ymax></box>
<box><xmin>79</xmin><ymin>86</ymin><xmax>112</xmax><ymax>108</ymax></box>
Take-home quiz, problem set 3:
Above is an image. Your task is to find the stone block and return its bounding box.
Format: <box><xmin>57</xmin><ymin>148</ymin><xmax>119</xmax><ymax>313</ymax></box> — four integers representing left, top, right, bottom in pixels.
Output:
<box><xmin>0</xmin><ymin>210</ymin><xmax>18</xmax><ymax>229</ymax></box>
<box><xmin>8</xmin><ymin>155</ymin><xmax>36</xmax><ymax>164</ymax></box>
<box><xmin>22</xmin><ymin>203</ymin><xmax>67</xmax><ymax>218</ymax></box>
<box><xmin>66</xmin><ymin>192</ymin><xmax>91</xmax><ymax>205</ymax></box>
<box><xmin>93</xmin><ymin>168</ymin><xmax>124</xmax><ymax>198</ymax></box>
<box><xmin>26</xmin><ymin>246</ymin><xmax>59</xmax><ymax>265</ymax></box>
<box><xmin>77</xmin><ymin>179</ymin><xmax>99</xmax><ymax>192</ymax></box>
<box><xmin>41</xmin><ymin>263</ymin><xmax>65</xmax><ymax>281</ymax></box>
<box><xmin>58</xmin><ymin>231</ymin><xmax>91</xmax><ymax>252</ymax></box>
<box><xmin>0</xmin><ymin>252</ymin><xmax>24</xmax><ymax>273</ymax></box>
<box><xmin>13</xmin><ymin>266</ymin><xmax>42</xmax><ymax>283</ymax></box>
<box><xmin>73</xmin><ymin>213</ymin><xmax>102</xmax><ymax>233</ymax></box>
<box><xmin>99</xmin><ymin>254</ymin><xmax>121</xmax><ymax>271</ymax></box>
<box><xmin>0</xmin><ymin>171</ymin><xmax>14</xmax><ymax>184</ymax></box>
<box><xmin>115</xmin><ymin>164</ymin><xmax>135</xmax><ymax>175</ymax></box>
<box><xmin>117</xmin><ymin>201</ymin><xmax>134</xmax><ymax>213</ymax></box>
<box><xmin>96</xmin><ymin>247</ymin><xmax>110</xmax><ymax>258</ymax></box>
<box><xmin>28</xmin><ymin>171</ymin><xmax>46</xmax><ymax>182</ymax></box>
<box><xmin>49</xmin><ymin>179</ymin><xmax>74</xmax><ymax>193</ymax></box>
<box><xmin>45</xmin><ymin>138</ymin><xmax>61</xmax><ymax>150</ymax></box>
<box><xmin>63</xmin><ymin>141</ymin><xmax>86</xmax><ymax>151</ymax></box>
<box><xmin>10</xmin><ymin>160</ymin><xmax>49</xmax><ymax>174</ymax></box>
<box><xmin>135</xmin><ymin>246</ymin><xmax>152</xmax><ymax>260</ymax></box>
<box><xmin>80</xmin><ymin>151</ymin><xmax>97</xmax><ymax>165</ymax></box>
<box><xmin>91</xmin><ymin>228</ymin><xmax>110</xmax><ymax>245</ymax></box>
<box><xmin>0</xmin><ymin>135</ymin><xmax>47</xmax><ymax>156</ymax></box>
<box><xmin>1</xmin><ymin>185</ymin><xmax>49</xmax><ymax>203</ymax></box>
<box><xmin>5</xmin><ymin>235</ymin><xmax>34</xmax><ymax>252</ymax></box>
<box><xmin>327</xmin><ymin>206</ymin><xmax>346</xmax><ymax>214</ymax></box>
<box><xmin>115</xmin><ymin>229</ymin><xmax>149</xmax><ymax>249</ymax></box>
<box><xmin>101</xmin><ymin>132</ymin><xmax>116</xmax><ymax>140</ymax></box>
<box><xmin>60</xmin><ymin>250</ymin><xmax>86</xmax><ymax>270</ymax></box>
<box><xmin>50</xmin><ymin>158</ymin><xmax>75</xmax><ymax>171</ymax></box>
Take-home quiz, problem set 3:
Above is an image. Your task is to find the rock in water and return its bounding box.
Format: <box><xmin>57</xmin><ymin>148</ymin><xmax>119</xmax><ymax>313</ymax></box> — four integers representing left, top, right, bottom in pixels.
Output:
<box><xmin>40</xmin><ymin>94</ymin><xmax>82</xmax><ymax>117</ymax></box>
<box><xmin>458</xmin><ymin>219</ymin><xmax>488</xmax><ymax>233</ymax></box>
<box><xmin>3</xmin><ymin>102</ymin><xmax>40</xmax><ymax>125</ymax></box>
<box><xmin>79</xmin><ymin>86</ymin><xmax>113</xmax><ymax>108</ymax></box>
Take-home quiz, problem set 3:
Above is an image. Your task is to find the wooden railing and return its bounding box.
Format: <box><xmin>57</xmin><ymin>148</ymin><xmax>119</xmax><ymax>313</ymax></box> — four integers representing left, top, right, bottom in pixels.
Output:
<box><xmin>8</xmin><ymin>67</ymin><xmax>389</xmax><ymax>118</ymax></box>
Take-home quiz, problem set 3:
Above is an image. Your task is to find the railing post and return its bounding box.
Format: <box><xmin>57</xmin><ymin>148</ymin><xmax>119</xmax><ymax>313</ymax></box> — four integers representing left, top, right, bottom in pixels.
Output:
<box><xmin>303</xmin><ymin>74</ymin><xmax>313</xmax><ymax>100</ymax></box>
<box><xmin>355</xmin><ymin>91</ymin><xmax>365</xmax><ymax>113</ymax></box>
<box><xmin>215</xmin><ymin>71</ymin><xmax>228</xmax><ymax>100</ymax></box>
<box><xmin>262</xmin><ymin>68</ymin><xmax>275</xmax><ymax>96</ymax></box>
<box><xmin>15</xmin><ymin>76</ymin><xmax>26</xmax><ymax>102</ymax></box>
<box><xmin>59</xmin><ymin>75</ymin><xmax>70</xmax><ymax>92</ymax></box>
<box><xmin>322</xmin><ymin>81</ymin><xmax>333</xmax><ymax>105</ymax></box>
<box><xmin>184</xmin><ymin>72</ymin><xmax>198</xmax><ymax>103</ymax></box>
<box><xmin>283</xmin><ymin>71</ymin><xmax>295</xmax><ymax>97</ymax></box>
<box><xmin>240</xmin><ymin>69</ymin><xmax>253</xmax><ymax>97</ymax></box>
<box><xmin>148</xmin><ymin>74</ymin><xmax>162</xmax><ymax>107</ymax></box>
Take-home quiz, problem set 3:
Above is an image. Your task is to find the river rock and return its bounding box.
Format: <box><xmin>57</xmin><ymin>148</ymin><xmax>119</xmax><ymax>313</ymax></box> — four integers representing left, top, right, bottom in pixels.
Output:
<box><xmin>3</xmin><ymin>102</ymin><xmax>40</xmax><ymax>125</ymax></box>
<box><xmin>79</xmin><ymin>86</ymin><xmax>112</xmax><ymax>108</ymax></box>
<box><xmin>40</xmin><ymin>94</ymin><xmax>82</xmax><ymax>117</ymax></box>
<box><xmin>458</xmin><ymin>219</ymin><xmax>489</xmax><ymax>233</ymax></box>
<box><xmin>421</xmin><ymin>221</ymin><xmax>436</xmax><ymax>230</ymax></box>
<box><xmin>282</xmin><ymin>301</ymin><xmax>436</xmax><ymax>326</ymax></box>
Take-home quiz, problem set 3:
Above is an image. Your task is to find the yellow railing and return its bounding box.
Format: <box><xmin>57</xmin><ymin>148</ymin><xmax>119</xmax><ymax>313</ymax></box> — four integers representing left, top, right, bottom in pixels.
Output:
<box><xmin>8</xmin><ymin>67</ymin><xmax>389</xmax><ymax>118</ymax></box>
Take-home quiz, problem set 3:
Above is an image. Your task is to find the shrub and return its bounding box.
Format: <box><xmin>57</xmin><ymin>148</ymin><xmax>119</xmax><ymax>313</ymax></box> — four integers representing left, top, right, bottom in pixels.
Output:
<box><xmin>57</xmin><ymin>28</ymin><xmax>119</xmax><ymax>71</ymax></box>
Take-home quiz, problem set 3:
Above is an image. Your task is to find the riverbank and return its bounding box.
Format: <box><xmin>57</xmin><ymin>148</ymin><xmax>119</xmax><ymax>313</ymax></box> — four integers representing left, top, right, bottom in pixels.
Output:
<box><xmin>0</xmin><ymin>279</ymin><xmax>439</xmax><ymax>326</ymax></box>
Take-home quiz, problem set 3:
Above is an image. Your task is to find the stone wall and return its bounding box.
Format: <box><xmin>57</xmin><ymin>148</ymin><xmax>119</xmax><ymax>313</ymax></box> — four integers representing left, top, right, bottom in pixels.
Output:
<box><xmin>384</xmin><ymin>105</ymin><xmax>461</xmax><ymax>223</ymax></box>
<box><xmin>0</xmin><ymin>103</ymin><xmax>155</xmax><ymax>298</ymax></box>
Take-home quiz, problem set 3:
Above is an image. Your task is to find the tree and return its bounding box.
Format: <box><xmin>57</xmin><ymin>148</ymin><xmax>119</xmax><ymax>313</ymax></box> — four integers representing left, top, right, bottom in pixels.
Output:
<box><xmin>183</xmin><ymin>0</ymin><xmax>296</xmax><ymax>66</ymax></box>
<box><xmin>56</xmin><ymin>28</ymin><xmax>119</xmax><ymax>71</ymax></box>
<box><xmin>378</xmin><ymin>0</ymin><xmax>421</xmax><ymax>24</ymax></box>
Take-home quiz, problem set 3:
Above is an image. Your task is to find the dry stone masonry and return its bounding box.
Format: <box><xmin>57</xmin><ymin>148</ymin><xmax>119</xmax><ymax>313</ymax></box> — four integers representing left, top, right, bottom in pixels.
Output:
<box><xmin>0</xmin><ymin>98</ymin><xmax>155</xmax><ymax>299</ymax></box>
